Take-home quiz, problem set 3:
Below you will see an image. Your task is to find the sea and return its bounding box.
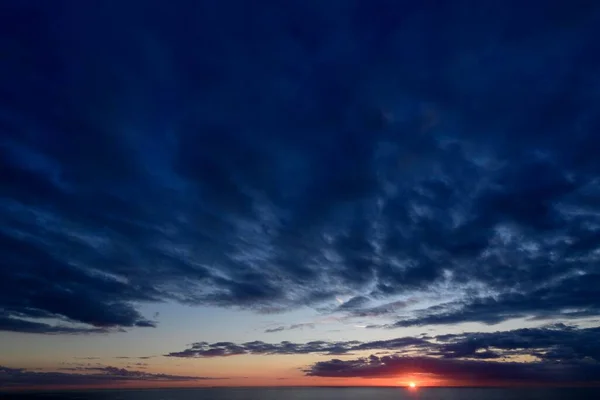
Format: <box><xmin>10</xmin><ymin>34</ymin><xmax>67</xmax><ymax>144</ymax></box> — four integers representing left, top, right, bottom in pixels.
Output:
<box><xmin>2</xmin><ymin>388</ymin><xmax>600</xmax><ymax>400</ymax></box>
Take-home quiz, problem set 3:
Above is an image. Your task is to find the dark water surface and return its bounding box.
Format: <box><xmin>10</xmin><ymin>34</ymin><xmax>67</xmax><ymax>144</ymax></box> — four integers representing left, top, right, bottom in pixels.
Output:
<box><xmin>3</xmin><ymin>388</ymin><xmax>600</xmax><ymax>400</ymax></box>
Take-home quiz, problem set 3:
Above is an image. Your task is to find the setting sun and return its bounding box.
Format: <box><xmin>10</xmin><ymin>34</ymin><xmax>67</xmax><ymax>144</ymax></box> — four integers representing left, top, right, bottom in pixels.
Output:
<box><xmin>409</xmin><ymin>382</ymin><xmax>417</xmax><ymax>388</ymax></box>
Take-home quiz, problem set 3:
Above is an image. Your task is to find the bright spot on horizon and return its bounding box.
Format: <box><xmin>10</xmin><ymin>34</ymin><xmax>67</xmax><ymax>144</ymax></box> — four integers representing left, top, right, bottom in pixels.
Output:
<box><xmin>409</xmin><ymin>382</ymin><xmax>417</xmax><ymax>388</ymax></box>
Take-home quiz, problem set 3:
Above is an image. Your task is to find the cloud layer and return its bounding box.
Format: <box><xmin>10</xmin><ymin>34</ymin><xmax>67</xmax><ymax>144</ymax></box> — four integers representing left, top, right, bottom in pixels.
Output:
<box><xmin>306</xmin><ymin>355</ymin><xmax>600</xmax><ymax>385</ymax></box>
<box><xmin>167</xmin><ymin>324</ymin><xmax>600</xmax><ymax>384</ymax></box>
<box><xmin>0</xmin><ymin>365</ymin><xmax>217</xmax><ymax>388</ymax></box>
<box><xmin>167</xmin><ymin>324</ymin><xmax>600</xmax><ymax>362</ymax></box>
<box><xmin>2</xmin><ymin>1</ymin><xmax>600</xmax><ymax>333</ymax></box>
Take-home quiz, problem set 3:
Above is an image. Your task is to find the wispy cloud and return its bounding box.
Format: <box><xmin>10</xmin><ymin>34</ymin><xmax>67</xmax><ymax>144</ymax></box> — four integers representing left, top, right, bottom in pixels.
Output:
<box><xmin>265</xmin><ymin>323</ymin><xmax>316</xmax><ymax>333</ymax></box>
<box><xmin>114</xmin><ymin>356</ymin><xmax>156</xmax><ymax>360</ymax></box>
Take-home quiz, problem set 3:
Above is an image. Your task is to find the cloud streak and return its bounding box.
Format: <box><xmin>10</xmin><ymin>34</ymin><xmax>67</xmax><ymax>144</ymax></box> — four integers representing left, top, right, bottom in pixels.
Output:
<box><xmin>265</xmin><ymin>323</ymin><xmax>316</xmax><ymax>333</ymax></box>
<box><xmin>0</xmin><ymin>365</ymin><xmax>222</xmax><ymax>388</ymax></box>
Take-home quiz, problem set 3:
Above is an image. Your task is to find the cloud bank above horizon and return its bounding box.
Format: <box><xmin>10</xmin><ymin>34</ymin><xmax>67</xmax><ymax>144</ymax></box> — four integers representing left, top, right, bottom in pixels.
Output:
<box><xmin>164</xmin><ymin>324</ymin><xmax>600</xmax><ymax>384</ymax></box>
<box><xmin>0</xmin><ymin>365</ymin><xmax>219</xmax><ymax>389</ymax></box>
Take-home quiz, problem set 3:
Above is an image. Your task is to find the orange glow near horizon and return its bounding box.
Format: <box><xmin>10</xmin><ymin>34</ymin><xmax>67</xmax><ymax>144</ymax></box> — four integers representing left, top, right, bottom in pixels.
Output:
<box><xmin>9</xmin><ymin>367</ymin><xmax>600</xmax><ymax>392</ymax></box>
<box><xmin>4</xmin><ymin>376</ymin><xmax>440</xmax><ymax>392</ymax></box>
<box><xmin>10</xmin><ymin>377</ymin><xmax>600</xmax><ymax>392</ymax></box>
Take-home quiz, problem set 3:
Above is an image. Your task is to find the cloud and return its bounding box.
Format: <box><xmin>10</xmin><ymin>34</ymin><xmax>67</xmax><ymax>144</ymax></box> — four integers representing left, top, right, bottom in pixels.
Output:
<box><xmin>0</xmin><ymin>365</ymin><xmax>222</xmax><ymax>388</ymax></box>
<box><xmin>433</xmin><ymin>324</ymin><xmax>600</xmax><ymax>362</ymax></box>
<box><xmin>388</xmin><ymin>273</ymin><xmax>600</xmax><ymax>328</ymax></box>
<box><xmin>264</xmin><ymin>327</ymin><xmax>285</xmax><ymax>333</ymax></box>
<box><xmin>166</xmin><ymin>340</ymin><xmax>350</xmax><ymax>358</ymax></box>
<box><xmin>265</xmin><ymin>323</ymin><xmax>316</xmax><ymax>333</ymax></box>
<box><xmin>0</xmin><ymin>316</ymin><xmax>109</xmax><ymax>334</ymax></box>
<box><xmin>335</xmin><ymin>298</ymin><xmax>419</xmax><ymax>318</ymax></box>
<box><xmin>162</xmin><ymin>324</ymin><xmax>600</xmax><ymax>384</ymax></box>
<box><xmin>113</xmin><ymin>356</ymin><xmax>155</xmax><ymax>360</ymax></box>
<box><xmin>167</xmin><ymin>325</ymin><xmax>600</xmax><ymax>365</ymax></box>
<box><xmin>2</xmin><ymin>1</ymin><xmax>600</xmax><ymax>333</ymax></box>
<box><xmin>305</xmin><ymin>355</ymin><xmax>600</xmax><ymax>384</ymax></box>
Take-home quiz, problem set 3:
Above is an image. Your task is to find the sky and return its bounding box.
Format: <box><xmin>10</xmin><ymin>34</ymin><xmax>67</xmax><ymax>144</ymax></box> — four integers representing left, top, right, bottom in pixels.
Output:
<box><xmin>1</xmin><ymin>0</ymin><xmax>600</xmax><ymax>391</ymax></box>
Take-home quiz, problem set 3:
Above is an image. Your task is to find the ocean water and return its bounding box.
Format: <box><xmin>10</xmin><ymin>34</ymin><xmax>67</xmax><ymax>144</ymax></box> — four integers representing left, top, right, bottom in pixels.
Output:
<box><xmin>3</xmin><ymin>388</ymin><xmax>600</xmax><ymax>400</ymax></box>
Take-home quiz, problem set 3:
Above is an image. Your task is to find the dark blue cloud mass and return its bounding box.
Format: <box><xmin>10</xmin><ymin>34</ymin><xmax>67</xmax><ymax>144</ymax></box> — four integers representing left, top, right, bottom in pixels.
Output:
<box><xmin>2</xmin><ymin>1</ymin><xmax>600</xmax><ymax>332</ymax></box>
<box><xmin>305</xmin><ymin>355</ymin><xmax>600</xmax><ymax>384</ymax></box>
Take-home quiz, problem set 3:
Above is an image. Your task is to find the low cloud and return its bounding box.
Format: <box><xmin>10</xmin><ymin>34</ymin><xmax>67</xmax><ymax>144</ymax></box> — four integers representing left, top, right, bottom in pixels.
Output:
<box><xmin>305</xmin><ymin>355</ymin><xmax>600</xmax><ymax>384</ymax></box>
<box><xmin>265</xmin><ymin>323</ymin><xmax>316</xmax><ymax>333</ymax></box>
<box><xmin>0</xmin><ymin>365</ymin><xmax>224</xmax><ymax>388</ymax></box>
<box><xmin>162</xmin><ymin>324</ymin><xmax>600</xmax><ymax>384</ymax></box>
<box><xmin>114</xmin><ymin>356</ymin><xmax>155</xmax><ymax>360</ymax></box>
<box><xmin>167</xmin><ymin>340</ymin><xmax>350</xmax><ymax>358</ymax></box>
<box><xmin>167</xmin><ymin>325</ymin><xmax>600</xmax><ymax>364</ymax></box>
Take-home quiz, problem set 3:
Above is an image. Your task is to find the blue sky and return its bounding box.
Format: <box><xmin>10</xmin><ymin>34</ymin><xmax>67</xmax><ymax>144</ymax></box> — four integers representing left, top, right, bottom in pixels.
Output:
<box><xmin>2</xmin><ymin>0</ymin><xmax>600</xmax><ymax>390</ymax></box>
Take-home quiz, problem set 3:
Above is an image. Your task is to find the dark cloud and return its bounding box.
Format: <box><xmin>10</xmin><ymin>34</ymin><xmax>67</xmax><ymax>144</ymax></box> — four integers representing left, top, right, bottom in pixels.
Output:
<box><xmin>2</xmin><ymin>1</ymin><xmax>600</xmax><ymax>333</ymax></box>
<box><xmin>166</xmin><ymin>339</ymin><xmax>361</xmax><ymax>358</ymax></box>
<box><xmin>0</xmin><ymin>365</ymin><xmax>221</xmax><ymax>388</ymax></box>
<box><xmin>265</xmin><ymin>326</ymin><xmax>285</xmax><ymax>333</ymax></box>
<box><xmin>389</xmin><ymin>274</ymin><xmax>600</xmax><ymax>328</ymax></box>
<box><xmin>113</xmin><ymin>356</ymin><xmax>155</xmax><ymax>360</ymax></box>
<box><xmin>432</xmin><ymin>324</ymin><xmax>600</xmax><ymax>363</ymax></box>
<box><xmin>166</xmin><ymin>324</ymin><xmax>600</xmax><ymax>384</ymax></box>
<box><xmin>0</xmin><ymin>316</ymin><xmax>108</xmax><ymax>334</ymax></box>
<box><xmin>167</xmin><ymin>340</ymin><xmax>335</xmax><ymax>358</ymax></box>
<box><xmin>305</xmin><ymin>355</ymin><xmax>600</xmax><ymax>385</ymax></box>
<box><xmin>167</xmin><ymin>325</ymin><xmax>600</xmax><ymax>365</ymax></box>
<box><xmin>265</xmin><ymin>323</ymin><xmax>316</xmax><ymax>333</ymax></box>
<box><xmin>335</xmin><ymin>298</ymin><xmax>418</xmax><ymax>318</ymax></box>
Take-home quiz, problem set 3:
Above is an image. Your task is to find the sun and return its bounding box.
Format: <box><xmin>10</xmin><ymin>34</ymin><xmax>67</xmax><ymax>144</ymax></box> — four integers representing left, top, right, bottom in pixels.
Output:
<box><xmin>409</xmin><ymin>382</ymin><xmax>417</xmax><ymax>389</ymax></box>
